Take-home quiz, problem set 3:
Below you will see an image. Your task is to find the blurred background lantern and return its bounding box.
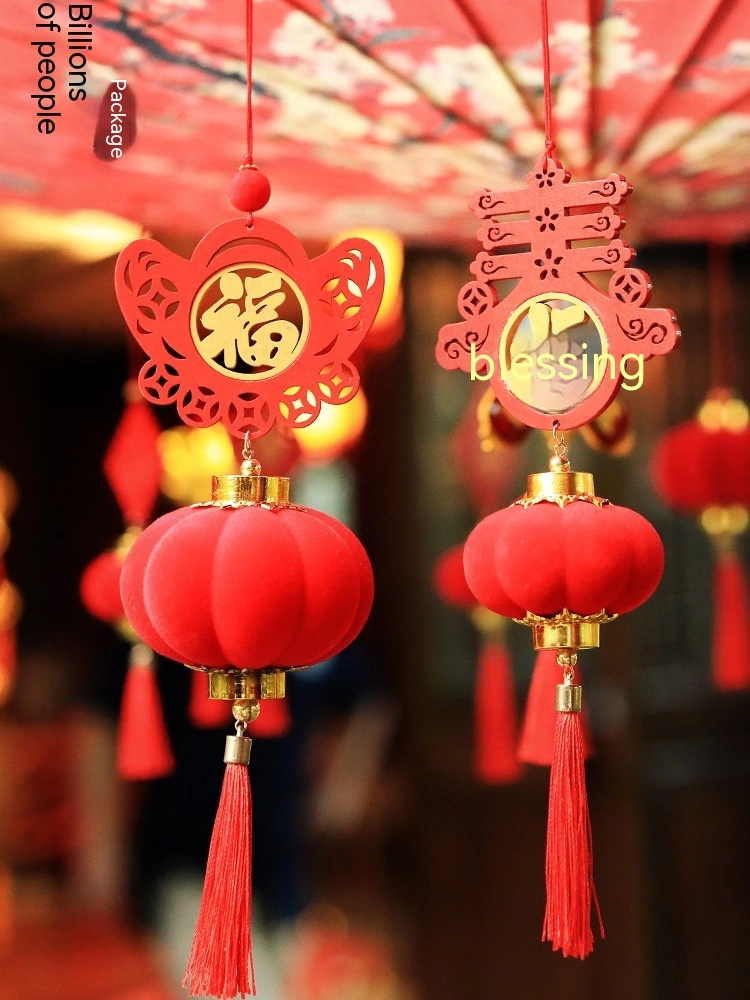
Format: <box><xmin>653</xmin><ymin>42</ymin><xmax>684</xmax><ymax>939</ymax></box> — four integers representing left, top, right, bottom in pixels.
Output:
<box><xmin>651</xmin><ymin>244</ymin><xmax>750</xmax><ymax>692</ymax></box>
<box><xmin>330</xmin><ymin>230</ymin><xmax>404</xmax><ymax>354</ymax></box>
<box><xmin>293</xmin><ymin>392</ymin><xmax>369</xmax><ymax>466</ymax></box>
<box><xmin>0</xmin><ymin>471</ymin><xmax>20</xmax><ymax>708</ymax></box>
<box><xmin>652</xmin><ymin>390</ymin><xmax>750</xmax><ymax>690</ymax></box>
<box><xmin>159</xmin><ymin>425</ymin><xmax>237</xmax><ymax>508</ymax></box>
<box><xmin>433</xmin><ymin>543</ymin><xmax>520</xmax><ymax>785</ymax></box>
<box><xmin>80</xmin><ymin>388</ymin><xmax>174</xmax><ymax>781</ymax></box>
<box><xmin>579</xmin><ymin>399</ymin><xmax>635</xmax><ymax>457</ymax></box>
<box><xmin>477</xmin><ymin>390</ymin><xmax>532</xmax><ymax>451</ymax></box>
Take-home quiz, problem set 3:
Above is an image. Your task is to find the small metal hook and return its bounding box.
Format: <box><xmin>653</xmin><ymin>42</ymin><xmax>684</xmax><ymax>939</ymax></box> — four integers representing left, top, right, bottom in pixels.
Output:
<box><xmin>241</xmin><ymin>430</ymin><xmax>262</xmax><ymax>476</ymax></box>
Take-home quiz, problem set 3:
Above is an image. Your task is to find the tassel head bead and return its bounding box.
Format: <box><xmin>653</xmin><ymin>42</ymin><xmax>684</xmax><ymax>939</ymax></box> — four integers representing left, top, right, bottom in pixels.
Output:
<box><xmin>555</xmin><ymin>683</ymin><xmax>582</xmax><ymax>713</ymax></box>
<box><xmin>224</xmin><ymin>734</ymin><xmax>252</xmax><ymax>766</ymax></box>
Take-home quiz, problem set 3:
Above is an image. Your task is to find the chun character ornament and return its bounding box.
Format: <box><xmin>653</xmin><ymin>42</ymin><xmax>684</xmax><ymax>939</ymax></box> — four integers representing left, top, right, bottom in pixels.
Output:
<box><xmin>435</xmin><ymin>153</ymin><xmax>679</xmax><ymax>431</ymax></box>
<box><xmin>434</xmin><ymin>0</ymin><xmax>679</xmax><ymax>959</ymax></box>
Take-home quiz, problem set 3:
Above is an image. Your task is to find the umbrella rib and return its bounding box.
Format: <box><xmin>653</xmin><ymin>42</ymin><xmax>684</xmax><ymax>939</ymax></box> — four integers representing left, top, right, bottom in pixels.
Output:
<box><xmin>93</xmin><ymin>0</ymin><xmax>507</xmax><ymax>182</ymax></box>
<box><xmin>278</xmin><ymin>0</ymin><xmax>534</xmax><ymax>162</ymax></box>
<box><xmin>448</xmin><ymin>0</ymin><xmax>544</xmax><ymax>130</ymax></box>
<box><xmin>93</xmin><ymin>0</ymin><xmax>444</xmax><ymax>145</ymax></box>
<box><xmin>613</xmin><ymin>0</ymin><xmax>732</xmax><ymax>171</ymax></box>
<box><xmin>642</xmin><ymin>85</ymin><xmax>750</xmax><ymax>179</ymax></box>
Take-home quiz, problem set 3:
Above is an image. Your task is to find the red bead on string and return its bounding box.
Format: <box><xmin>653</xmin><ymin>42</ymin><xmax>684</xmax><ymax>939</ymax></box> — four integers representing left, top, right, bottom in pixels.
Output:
<box><xmin>229</xmin><ymin>165</ymin><xmax>271</xmax><ymax>214</ymax></box>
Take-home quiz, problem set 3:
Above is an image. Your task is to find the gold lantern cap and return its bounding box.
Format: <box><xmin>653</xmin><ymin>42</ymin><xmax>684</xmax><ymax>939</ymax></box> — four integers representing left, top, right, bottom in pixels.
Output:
<box><xmin>210</xmin><ymin>473</ymin><xmax>291</xmax><ymax>506</ymax></box>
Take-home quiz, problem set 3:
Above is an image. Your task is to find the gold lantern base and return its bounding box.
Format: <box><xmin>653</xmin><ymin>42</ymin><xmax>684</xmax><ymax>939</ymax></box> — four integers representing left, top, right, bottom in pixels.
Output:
<box><xmin>514</xmin><ymin>609</ymin><xmax>617</xmax><ymax>651</ymax></box>
<box><xmin>186</xmin><ymin>666</ymin><xmax>288</xmax><ymax>701</ymax></box>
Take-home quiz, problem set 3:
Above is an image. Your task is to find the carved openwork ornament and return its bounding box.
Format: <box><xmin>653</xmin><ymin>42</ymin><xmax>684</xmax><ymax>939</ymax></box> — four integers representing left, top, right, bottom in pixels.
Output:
<box><xmin>436</xmin><ymin>155</ymin><xmax>680</xmax><ymax>430</ymax></box>
<box><xmin>116</xmin><ymin>218</ymin><xmax>385</xmax><ymax>439</ymax></box>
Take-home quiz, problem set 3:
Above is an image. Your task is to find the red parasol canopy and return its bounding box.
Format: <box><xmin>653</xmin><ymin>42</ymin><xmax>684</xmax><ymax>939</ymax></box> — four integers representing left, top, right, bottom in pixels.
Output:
<box><xmin>2</xmin><ymin>0</ymin><xmax>749</xmax><ymax>243</ymax></box>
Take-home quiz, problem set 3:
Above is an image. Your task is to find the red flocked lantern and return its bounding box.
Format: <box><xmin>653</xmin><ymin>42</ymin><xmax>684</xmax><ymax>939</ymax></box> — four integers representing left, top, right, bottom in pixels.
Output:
<box><xmin>464</xmin><ymin>447</ymin><xmax>663</xmax><ymax>960</ymax></box>
<box><xmin>121</xmin><ymin>503</ymin><xmax>372</xmax><ymax>672</ymax></box>
<box><xmin>433</xmin><ymin>544</ymin><xmax>520</xmax><ymax>785</ymax></box>
<box><xmin>465</xmin><ymin>498</ymin><xmax>663</xmax><ymax>622</ymax></box>
<box><xmin>120</xmin><ymin>457</ymin><xmax>373</xmax><ymax>998</ymax></box>
<box><xmin>652</xmin><ymin>391</ymin><xmax>750</xmax><ymax>690</ymax></box>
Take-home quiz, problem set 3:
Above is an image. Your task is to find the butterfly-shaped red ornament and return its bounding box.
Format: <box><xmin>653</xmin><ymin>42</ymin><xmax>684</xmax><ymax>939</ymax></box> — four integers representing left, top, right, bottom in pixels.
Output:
<box><xmin>436</xmin><ymin>155</ymin><xmax>680</xmax><ymax>430</ymax></box>
<box><xmin>116</xmin><ymin>219</ymin><xmax>385</xmax><ymax>439</ymax></box>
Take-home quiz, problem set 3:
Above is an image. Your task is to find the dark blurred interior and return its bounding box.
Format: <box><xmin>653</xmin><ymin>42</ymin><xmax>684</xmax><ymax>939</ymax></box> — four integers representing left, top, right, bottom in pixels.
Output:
<box><xmin>0</xmin><ymin>240</ymin><xmax>748</xmax><ymax>1000</ymax></box>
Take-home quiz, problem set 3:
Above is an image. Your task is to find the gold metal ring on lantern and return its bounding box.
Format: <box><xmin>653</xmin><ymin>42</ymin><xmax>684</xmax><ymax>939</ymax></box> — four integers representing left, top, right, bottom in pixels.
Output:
<box><xmin>185</xmin><ymin>665</ymin><xmax>288</xmax><ymax>701</ymax></box>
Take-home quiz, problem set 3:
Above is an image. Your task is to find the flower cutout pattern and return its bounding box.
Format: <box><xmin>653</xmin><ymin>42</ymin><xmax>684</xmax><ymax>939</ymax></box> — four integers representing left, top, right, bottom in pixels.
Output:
<box><xmin>536</xmin><ymin>207</ymin><xmax>560</xmax><ymax>232</ymax></box>
<box><xmin>535</xmin><ymin>248</ymin><xmax>563</xmax><ymax>280</ymax></box>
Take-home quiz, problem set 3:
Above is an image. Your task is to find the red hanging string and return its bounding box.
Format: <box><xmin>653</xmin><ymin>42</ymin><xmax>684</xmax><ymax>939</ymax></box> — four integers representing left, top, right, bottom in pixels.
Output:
<box><xmin>244</xmin><ymin>0</ymin><xmax>254</xmax><ymax>166</ymax></box>
<box><xmin>228</xmin><ymin>0</ymin><xmax>270</xmax><ymax>221</ymax></box>
<box><xmin>541</xmin><ymin>0</ymin><xmax>555</xmax><ymax>157</ymax></box>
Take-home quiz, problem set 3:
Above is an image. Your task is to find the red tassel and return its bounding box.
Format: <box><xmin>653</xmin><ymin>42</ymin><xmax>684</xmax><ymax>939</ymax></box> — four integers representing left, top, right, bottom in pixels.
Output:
<box><xmin>189</xmin><ymin>670</ymin><xmax>233</xmax><ymax>729</ymax></box>
<box><xmin>184</xmin><ymin>743</ymin><xmax>255</xmax><ymax>999</ymax></box>
<box><xmin>117</xmin><ymin>644</ymin><xmax>175</xmax><ymax>781</ymax></box>
<box><xmin>712</xmin><ymin>547</ymin><xmax>750</xmax><ymax>691</ymax></box>
<box><xmin>248</xmin><ymin>696</ymin><xmax>291</xmax><ymax>739</ymax></box>
<box><xmin>542</xmin><ymin>689</ymin><xmax>604</xmax><ymax>959</ymax></box>
<box><xmin>474</xmin><ymin>642</ymin><xmax>521</xmax><ymax>784</ymax></box>
<box><xmin>518</xmin><ymin>650</ymin><xmax>593</xmax><ymax>766</ymax></box>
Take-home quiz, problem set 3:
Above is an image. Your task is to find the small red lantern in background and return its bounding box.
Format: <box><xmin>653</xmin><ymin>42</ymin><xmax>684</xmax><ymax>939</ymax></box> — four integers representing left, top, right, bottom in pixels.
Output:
<box><xmin>80</xmin><ymin>389</ymin><xmax>174</xmax><ymax>781</ymax></box>
<box><xmin>433</xmin><ymin>545</ymin><xmax>520</xmax><ymax>785</ymax></box>
<box><xmin>579</xmin><ymin>397</ymin><xmax>634</xmax><ymax>456</ymax></box>
<box><xmin>652</xmin><ymin>390</ymin><xmax>750</xmax><ymax>690</ymax></box>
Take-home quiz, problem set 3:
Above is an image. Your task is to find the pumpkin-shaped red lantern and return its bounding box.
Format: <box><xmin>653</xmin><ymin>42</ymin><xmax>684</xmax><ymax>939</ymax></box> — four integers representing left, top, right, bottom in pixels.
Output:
<box><xmin>465</xmin><ymin>491</ymin><xmax>664</xmax><ymax>625</ymax></box>
<box><xmin>120</xmin><ymin>462</ymin><xmax>373</xmax><ymax>998</ymax></box>
<box><xmin>121</xmin><ymin>477</ymin><xmax>373</xmax><ymax>685</ymax></box>
<box><xmin>463</xmin><ymin>450</ymin><xmax>664</xmax><ymax>960</ymax></box>
<box><xmin>652</xmin><ymin>391</ymin><xmax>750</xmax><ymax>690</ymax></box>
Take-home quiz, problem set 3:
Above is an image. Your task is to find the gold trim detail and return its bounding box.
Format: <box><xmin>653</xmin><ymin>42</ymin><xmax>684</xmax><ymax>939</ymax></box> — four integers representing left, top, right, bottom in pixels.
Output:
<box><xmin>186</xmin><ymin>666</ymin><xmax>288</xmax><ymax>701</ymax></box>
<box><xmin>224</xmin><ymin>734</ymin><xmax>252</xmax><ymax>765</ymax></box>
<box><xmin>513</xmin><ymin>608</ymin><xmax>617</xmax><ymax>650</ymax></box>
<box><xmin>556</xmin><ymin>682</ymin><xmax>583</xmax><ymax>713</ymax></box>
<box><xmin>192</xmin><ymin>473</ymin><xmax>304</xmax><ymax>510</ymax></box>
<box><xmin>514</xmin><ymin>469</ymin><xmax>608</xmax><ymax>508</ymax></box>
